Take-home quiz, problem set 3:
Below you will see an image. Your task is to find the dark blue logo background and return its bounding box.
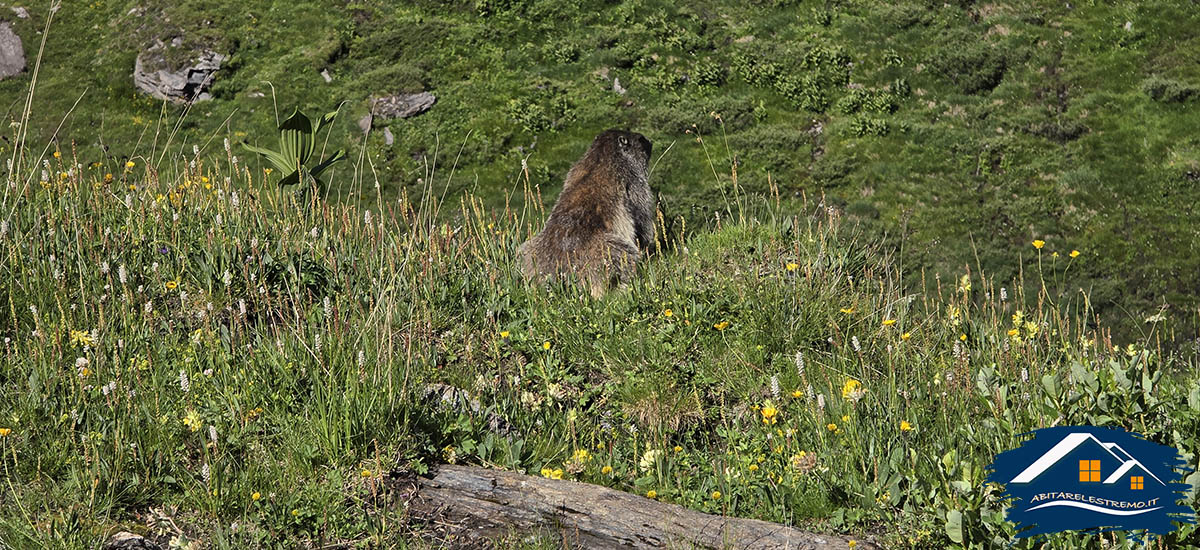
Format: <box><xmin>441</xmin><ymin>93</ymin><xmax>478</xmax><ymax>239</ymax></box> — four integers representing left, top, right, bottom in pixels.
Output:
<box><xmin>987</xmin><ymin>426</ymin><xmax>1195</xmax><ymax>540</ymax></box>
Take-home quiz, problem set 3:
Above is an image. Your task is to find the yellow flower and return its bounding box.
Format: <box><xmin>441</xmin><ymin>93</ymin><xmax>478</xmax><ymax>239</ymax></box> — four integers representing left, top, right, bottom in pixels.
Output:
<box><xmin>542</xmin><ymin>341</ymin><xmax>551</xmax><ymax>350</ymax></box>
<box><xmin>663</xmin><ymin>309</ymin><xmax>673</xmax><ymax>317</ymax></box>
<box><xmin>673</xmin><ymin>445</ymin><xmax>683</xmax><ymax>453</ymax></box>
<box><xmin>959</xmin><ymin>333</ymin><xmax>967</xmax><ymax>341</ymax></box>
<box><xmin>839</xmin><ymin>306</ymin><xmax>855</xmax><ymax>314</ymax></box>
<box><xmin>572</xmin><ymin>449</ymin><xmax>591</xmax><ymax>462</ymax></box>
<box><xmin>499</xmin><ymin>330</ymin><xmax>510</xmax><ymax>339</ymax></box>
<box><xmin>1032</xmin><ymin>239</ymin><xmax>1045</xmax><ymax>249</ymax></box>
<box><xmin>125</xmin><ymin>160</ymin><xmax>136</xmax><ymax>169</ymax></box>
<box><xmin>251</xmin><ymin>492</ymin><xmax>261</xmax><ymax>501</ymax></box>
<box><xmin>1007</xmin><ymin>328</ymin><xmax>1020</xmax><ymax>337</ymax></box>
<box><xmin>785</xmin><ymin>262</ymin><xmax>798</xmax><ymax>271</ymax></box>
<box><xmin>849</xmin><ymin>541</ymin><xmax>858</xmax><ymax>549</ymax></box>
<box><xmin>900</xmin><ymin>420</ymin><xmax>913</xmax><ymax>432</ymax></box>
<box><xmin>0</xmin><ymin>428</ymin><xmax>10</xmax><ymax>437</ymax></box>
<box><xmin>791</xmin><ymin>389</ymin><xmax>803</xmax><ymax>398</ymax></box>
<box><xmin>601</xmin><ymin>465</ymin><xmax>613</xmax><ymax>474</ymax></box>
<box><xmin>69</xmin><ymin>329</ymin><xmax>94</xmax><ymax>347</ymax></box>
<box><xmin>1070</xmin><ymin>250</ymin><xmax>1080</xmax><ymax>258</ymax></box>
<box><xmin>165</xmin><ymin>280</ymin><xmax>178</xmax><ymax>291</ymax></box>
<box><xmin>360</xmin><ymin>469</ymin><xmax>372</xmax><ymax>478</ymax></box>
<box><xmin>264</xmin><ymin>168</ymin><xmax>273</xmax><ymax>175</ymax></box>
<box><xmin>713</xmin><ymin>321</ymin><xmax>730</xmax><ymax>330</ymax></box>
<box><xmin>841</xmin><ymin>379</ymin><xmax>864</xmax><ymax>401</ymax></box>
<box><xmin>646</xmin><ymin>490</ymin><xmax>657</xmax><ymax>499</ymax></box>
<box><xmin>53</xmin><ymin>150</ymin><xmax>62</xmax><ymax>159</ymax></box>
<box><xmin>200</xmin><ymin>176</ymin><xmax>209</xmax><ymax>183</ymax></box>
<box><xmin>826</xmin><ymin>423</ymin><xmax>838</xmax><ymax>432</ymax></box>
<box><xmin>748</xmin><ymin>464</ymin><xmax>758</xmax><ymax>472</ymax></box>
<box><xmin>841</xmin><ymin>415</ymin><xmax>850</xmax><ymax>422</ymax></box>
<box><xmin>182</xmin><ymin>410</ymin><xmax>202</xmax><ymax>432</ymax></box>
<box><xmin>760</xmin><ymin>404</ymin><xmax>778</xmax><ymax>424</ymax></box>
<box><xmin>882</xmin><ymin>319</ymin><xmax>896</xmax><ymax>326</ymax></box>
<box><xmin>291</xmin><ymin>509</ymin><xmax>299</xmax><ymax>517</ymax></box>
<box><xmin>711</xmin><ymin>491</ymin><xmax>721</xmax><ymax>500</ymax></box>
<box><xmin>901</xmin><ymin>332</ymin><xmax>911</xmax><ymax>341</ymax></box>
<box><xmin>1051</xmin><ymin>251</ymin><xmax>1059</xmax><ymax>258</ymax></box>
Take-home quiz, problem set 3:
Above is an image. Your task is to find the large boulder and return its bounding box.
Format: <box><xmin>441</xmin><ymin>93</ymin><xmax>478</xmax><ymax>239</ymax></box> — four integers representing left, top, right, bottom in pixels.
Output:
<box><xmin>0</xmin><ymin>22</ymin><xmax>25</xmax><ymax>81</ymax></box>
<box><xmin>133</xmin><ymin>39</ymin><xmax>224</xmax><ymax>102</ymax></box>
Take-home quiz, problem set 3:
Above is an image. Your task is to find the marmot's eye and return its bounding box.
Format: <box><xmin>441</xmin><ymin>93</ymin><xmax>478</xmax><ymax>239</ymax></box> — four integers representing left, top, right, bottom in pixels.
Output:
<box><xmin>619</xmin><ymin>136</ymin><xmax>628</xmax><ymax>146</ymax></box>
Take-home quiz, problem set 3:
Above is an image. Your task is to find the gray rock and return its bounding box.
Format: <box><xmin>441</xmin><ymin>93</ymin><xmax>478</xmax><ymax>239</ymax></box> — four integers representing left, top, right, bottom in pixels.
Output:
<box><xmin>357</xmin><ymin>113</ymin><xmax>373</xmax><ymax>134</ymax></box>
<box><xmin>320</xmin><ymin>68</ymin><xmax>332</xmax><ymax>83</ymax></box>
<box><xmin>0</xmin><ymin>22</ymin><xmax>25</xmax><ymax>81</ymax></box>
<box><xmin>133</xmin><ymin>40</ymin><xmax>225</xmax><ymax>102</ymax></box>
<box><xmin>383</xmin><ymin>127</ymin><xmax>394</xmax><ymax>146</ymax></box>
<box><xmin>371</xmin><ymin>92</ymin><xmax>436</xmax><ymax>120</ymax></box>
<box><xmin>11</xmin><ymin>7</ymin><xmax>29</xmax><ymax>19</ymax></box>
<box><xmin>103</xmin><ymin>532</ymin><xmax>162</xmax><ymax>550</ymax></box>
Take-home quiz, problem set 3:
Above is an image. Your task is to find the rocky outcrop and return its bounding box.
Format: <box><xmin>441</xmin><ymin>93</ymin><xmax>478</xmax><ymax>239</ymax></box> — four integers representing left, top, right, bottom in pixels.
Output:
<box><xmin>133</xmin><ymin>39</ymin><xmax>224</xmax><ymax>102</ymax></box>
<box><xmin>0</xmin><ymin>22</ymin><xmax>25</xmax><ymax>81</ymax></box>
<box><xmin>371</xmin><ymin>92</ymin><xmax>436</xmax><ymax>120</ymax></box>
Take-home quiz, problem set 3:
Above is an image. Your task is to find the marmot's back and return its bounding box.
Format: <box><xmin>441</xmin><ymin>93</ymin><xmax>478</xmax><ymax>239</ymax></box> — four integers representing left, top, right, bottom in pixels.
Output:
<box><xmin>518</xmin><ymin>129</ymin><xmax>655</xmax><ymax>297</ymax></box>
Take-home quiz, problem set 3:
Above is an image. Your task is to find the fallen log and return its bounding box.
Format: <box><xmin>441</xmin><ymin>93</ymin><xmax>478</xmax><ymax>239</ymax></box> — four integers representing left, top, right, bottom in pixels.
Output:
<box><xmin>409</xmin><ymin>464</ymin><xmax>877</xmax><ymax>549</ymax></box>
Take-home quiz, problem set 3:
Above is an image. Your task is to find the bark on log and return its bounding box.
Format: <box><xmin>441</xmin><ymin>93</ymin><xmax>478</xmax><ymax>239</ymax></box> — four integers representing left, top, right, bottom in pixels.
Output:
<box><xmin>410</xmin><ymin>464</ymin><xmax>877</xmax><ymax>549</ymax></box>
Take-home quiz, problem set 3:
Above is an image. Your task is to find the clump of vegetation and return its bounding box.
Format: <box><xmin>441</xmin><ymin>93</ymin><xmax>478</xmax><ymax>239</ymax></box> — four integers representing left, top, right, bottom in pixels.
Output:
<box><xmin>1141</xmin><ymin>75</ymin><xmax>1199</xmax><ymax>103</ymax></box>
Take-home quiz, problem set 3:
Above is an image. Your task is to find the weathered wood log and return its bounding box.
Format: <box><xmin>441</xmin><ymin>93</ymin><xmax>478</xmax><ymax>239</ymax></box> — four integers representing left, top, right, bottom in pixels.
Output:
<box><xmin>409</xmin><ymin>464</ymin><xmax>877</xmax><ymax>549</ymax></box>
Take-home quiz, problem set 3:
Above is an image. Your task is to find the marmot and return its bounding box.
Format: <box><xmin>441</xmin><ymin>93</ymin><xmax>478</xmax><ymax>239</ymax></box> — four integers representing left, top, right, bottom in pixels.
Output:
<box><xmin>518</xmin><ymin>129</ymin><xmax>655</xmax><ymax>297</ymax></box>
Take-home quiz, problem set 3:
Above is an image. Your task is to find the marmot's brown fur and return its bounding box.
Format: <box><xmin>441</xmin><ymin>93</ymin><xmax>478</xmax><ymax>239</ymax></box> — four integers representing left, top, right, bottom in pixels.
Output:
<box><xmin>517</xmin><ymin>129</ymin><xmax>655</xmax><ymax>297</ymax></box>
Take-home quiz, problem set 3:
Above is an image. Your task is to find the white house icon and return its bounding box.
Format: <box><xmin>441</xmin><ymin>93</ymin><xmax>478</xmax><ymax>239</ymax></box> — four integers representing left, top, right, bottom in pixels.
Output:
<box><xmin>1009</xmin><ymin>432</ymin><xmax>1166</xmax><ymax>486</ymax></box>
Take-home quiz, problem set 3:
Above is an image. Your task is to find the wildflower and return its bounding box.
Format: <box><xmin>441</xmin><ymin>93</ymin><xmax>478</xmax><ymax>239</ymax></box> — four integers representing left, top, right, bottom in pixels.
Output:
<box><xmin>125</xmin><ymin>160</ymin><xmax>135</xmax><ymax>169</ymax></box>
<box><xmin>0</xmin><ymin>428</ymin><xmax>10</xmax><ymax>437</ymax></box>
<box><xmin>646</xmin><ymin>490</ymin><xmax>657</xmax><ymax>499</ymax></box>
<box><xmin>179</xmin><ymin>369</ymin><xmax>189</xmax><ymax>393</ymax></box>
<box><xmin>673</xmin><ymin>445</ymin><xmax>683</xmax><ymax>453</ymax></box>
<box><xmin>760</xmin><ymin>404</ymin><xmax>778</xmax><ymax>424</ymax></box>
<box><xmin>841</xmin><ymin>379</ymin><xmax>865</xmax><ymax>402</ymax></box>
<box><xmin>601</xmin><ymin>465</ymin><xmax>613</xmax><ymax>474</ymax></box>
<box><xmin>792</xmin><ymin>389</ymin><xmax>803</xmax><ymax>398</ymax></box>
<box><xmin>749</xmin><ymin>464</ymin><xmax>759</xmax><ymax>472</ymax></box>
<box><xmin>165</xmin><ymin>280</ymin><xmax>178</xmax><ymax>291</ymax></box>
<box><xmin>663</xmin><ymin>308</ymin><xmax>673</xmax><ymax>317</ymax></box>
<box><xmin>1051</xmin><ymin>251</ymin><xmax>1059</xmax><ymax>258</ymax></box>
<box><xmin>901</xmin><ymin>332</ymin><xmax>911</xmax><ymax>341</ymax></box>
<box><xmin>770</xmin><ymin>375</ymin><xmax>779</xmax><ymax>398</ymax></box>
<box><xmin>1070</xmin><ymin>250</ymin><xmax>1080</xmax><ymax>258</ymax></box>
<box><xmin>900</xmin><ymin>420</ymin><xmax>913</xmax><ymax>432</ymax></box>
<box><xmin>1024</xmin><ymin>322</ymin><xmax>1039</xmax><ymax>337</ymax></box>
<box><xmin>841</xmin><ymin>415</ymin><xmax>850</xmax><ymax>422</ymax></box>
<box><xmin>1032</xmin><ymin>239</ymin><xmax>1045</xmax><ymax>249</ymax></box>
<box><xmin>291</xmin><ymin>509</ymin><xmax>299</xmax><ymax>517</ymax></box>
<box><xmin>639</xmin><ymin>449</ymin><xmax>662</xmax><ymax>472</ymax></box>
<box><xmin>959</xmin><ymin>333</ymin><xmax>967</xmax><ymax>341</ymax></box>
<box><xmin>839</xmin><ymin>307</ymin><xmax>854</xmax><ymax>314</ymax></box>
<box><xmin>542</xmin><ymin>341</ymin><xmax>551</xmax><ymax>351</ymax></box>
<box><xmin>264</xmin><ymin>168</ymin><xmax>273</xmax><ymax>175</ymax></box>
<box><xmin>251</xmin><ymin>491</ymin><xmax>261</xmax><ymax>501</ymax></box>
<box><xmin>959</xmin><ymin>274</ymin><xmax>971</xmax><ymax>293</ymax></box>
<box><xmin>1007</xmin><ymin>328</ymin><xmax>1020</xmax><ymax>337</ymax></box>
<box><xmin>572</xmin><ymin>449</ymin><xmax>592</xmax><ymax>462</ymax></box>
<box><xmin>103</xmin><ymin>173</ymin><xmax>113</xmax><ymax>183</ymax></box>
<box><xmin>882</xmin><ymin>319</ymin><xmax>896</xmax><ymax>326</ymax></box>
<box><xmin>69</xmin><ymin>329</ymin><xmax>94</xmax><ymax>347</ymax></box>
<box><xmin>182</xmin><ymin>409</ymin><xmax>201</xmax><ymax>432</ymax></box>
<box><xmin>500</xmin><ymin>330</ymin><xmax>510</xmax><ymax>339</ymax></box>
<box><xmin>826</xmin><ymin>423</ymin><xmax>838</xmax><ymax>432</ymax></box>
<box><xmin>540</xmin><ymin>468</ymin><xmax>563</xmax><ymax>480</ymax></box>
<box><xmin>713</xmin><ymin>321</ymin><xmax>729</xmax><ymax>331</ymax></box>
<box><xmin>53</xmin><ymin>150</ymin><xmax>61</xmax><ymax>159</ymax></box>
<box><xmin>711</xmin><ymin>491</ymin><xmax>721</xmax><ymax>500</ymax></box>
<box><xmin>785</xmin><ymin>262</ymin><xmax>798</xmax><ymax>271</ymax></box>
<box><xmin>849</xmin><ymin>541</ymin><xmax>858</xmax><ymax>549</ymax></box>
<box><xmin>360</xmin><ymin>469</ymin><xmax>372</xmax><ymax>478</ymax></box>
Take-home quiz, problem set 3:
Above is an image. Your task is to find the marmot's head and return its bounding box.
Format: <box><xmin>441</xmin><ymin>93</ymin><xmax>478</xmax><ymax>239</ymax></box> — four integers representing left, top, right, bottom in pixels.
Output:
<box><xmin>592</xmin><ymin>129</ymin><xmax>652</xmax><ymax>176</ymax></box>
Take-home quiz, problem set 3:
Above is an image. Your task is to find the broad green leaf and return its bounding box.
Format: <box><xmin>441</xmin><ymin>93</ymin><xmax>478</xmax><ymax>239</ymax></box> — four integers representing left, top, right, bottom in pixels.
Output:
<box><xmin>946</xmin><ymin>509</ymin><xmax>963</xmax><ymax>543</ymax></box>
<box><xmin>241</xmin><ymin>142</ymin><xmax>295</xmax><ymax>173</ymax></box>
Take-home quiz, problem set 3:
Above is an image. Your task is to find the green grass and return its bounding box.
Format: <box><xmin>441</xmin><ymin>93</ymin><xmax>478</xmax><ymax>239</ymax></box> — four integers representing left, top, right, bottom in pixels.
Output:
<box><xmin>0</xmin><ymin>144</ymin><xmax>1198</xmax><ymax>548</ymax></box>
<box><xmin>2</xmin><ymin>0</ymin><xmax>1200</xmax><ymax>340</ymax></box>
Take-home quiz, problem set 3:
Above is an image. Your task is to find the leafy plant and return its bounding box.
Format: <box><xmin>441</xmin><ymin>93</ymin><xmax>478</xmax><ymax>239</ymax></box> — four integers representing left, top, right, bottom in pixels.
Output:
<box><xmin>242</xmin><ymin>107</ymin><xmax>347</xmax><ymax>189</ymax></box>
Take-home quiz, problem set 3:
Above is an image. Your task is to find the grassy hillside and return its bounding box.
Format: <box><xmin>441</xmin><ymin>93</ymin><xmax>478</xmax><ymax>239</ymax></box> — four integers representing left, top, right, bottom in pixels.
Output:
<box><xmin>1</xmin><ymin>152</ymin><xmax>1198</xmax><ymax>547</ymax></box>
<box><xmin>1</xmin><ymin>0</ymin><xmax>1199</xmax><ymax>340</ymax></box>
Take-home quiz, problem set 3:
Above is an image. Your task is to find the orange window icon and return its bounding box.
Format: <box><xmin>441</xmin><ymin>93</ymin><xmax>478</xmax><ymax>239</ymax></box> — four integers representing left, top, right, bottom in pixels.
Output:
<box><xmin>1131</xmin><ymin>476</ymin><xmax>1144</xmax><ymax>490</ymax></box>
<box><xmin>1079</xmin><ymin>460</ymin><xmax>1101</xmax><ymax>482</ymax></box>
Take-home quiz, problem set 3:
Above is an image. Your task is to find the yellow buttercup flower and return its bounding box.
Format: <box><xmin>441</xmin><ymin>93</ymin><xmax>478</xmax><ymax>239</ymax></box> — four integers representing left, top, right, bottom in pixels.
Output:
<box><xmin>125</xmin><ymin>160</ymin><xmax>136</xmax><ymax>169</ymax></box>
<box><xmin>663</xmin><ymin>309</ymin><xmax>673</xmax><ymax>317</ymax></box>
<box><xmin>826</xmin><ymin>423</ymin><xmax>838</xmax><ymax>432</ymax></box>
<box><xmin>673</xmin><ymin>445</ymin><xmax>683</xmax><ymax>453</ymax></box>
<box><xmin>1070</xmin><ymin>250</ymin><xmax>1080</xmax><ymax>258</ymax></box>
<box><xmin>839</xmin><ymin>307</ymin><xmax>855</xmax><ymax>314</ymax></box>
<box><xmin>711</xmin><ymin>491</ymin><xmax>721</xmax><ymax>500</ymax></box>
<box><xmin>901</xmin><ymin>332</ymin><xmax>911</xmax><ymax>341</ymax></box>
<box><xmin>542</xmin><ymin>341</ymin><xmax>551</xmax><ymax>350</ymax></box>
<box><xmin>251</xmin><ymin>492</ymin><xmax>261</xmax><ymax>501</ymax></box>
<box><xmin>360</xmin><ymin>469</ymin><xmax>372</xmax><ymax>478</ymax></box>
<box><xmin>785</xmin><ymin>262</ymin><xmax>798</xmax><ymax>271</ymax></box>
<box><xmin>791</xmin><ymin>389</ymin><xmax>803</xmax><ymax>398</ymax></box>
<box><xmin>499</xmin><ymin>330</ymin><xmax>510</xmax><ymax>339</ymax></box>
<box><xmin>841</xmin><ymin>379</ymin><xmax>865</xmax><ymax>401</ymax></box>
<box><xmin>601</xmin><ymin>465</ymin><xmax>613</xmax><ymax>474</ymax></box>
<box><xmin>1008</xmin><ymin>328</ymin><xmax>1020</xmax><ymax>337</ymax></box>
<box><xmin>0</xmin><ymin>428</ymin><xmax>11</xmax><ymax>437</ymax></box>
<box><xmin>761</xmin><ymin>404</ymin><xmax>778</xmax><ymax>424</ymax></box>
<box><xmin>900</xmin><ymin>420</ymin><xmax>913</xmax><ymax>432</ymax></box>
<box><xmin>1032</xmin><ymin>240</ymin><xmax>1045</xmax><ymax>249</ymax></box>
<box><xmin>882</xmin><ymin>319</ymin><xmax>896</xmax><ymax>326</ymax></box>
<box><xmin>165</xmin><ymin>280</ymin><xmax>179</xmax><ymax>291</ymax></box>
<box><xmin>646</xmin><ymin>490</ymin><xmax>657</xmax><ymax>499</ymax></box>
<box><xmin>959</xmin><ymin>333</ymin><xmax>967</xmax><ymax>341</ymax></box>
<box><xmin>713</xmin><ymin>321</ymin><xmax>729</xmax><ymax>331</ymax></box>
